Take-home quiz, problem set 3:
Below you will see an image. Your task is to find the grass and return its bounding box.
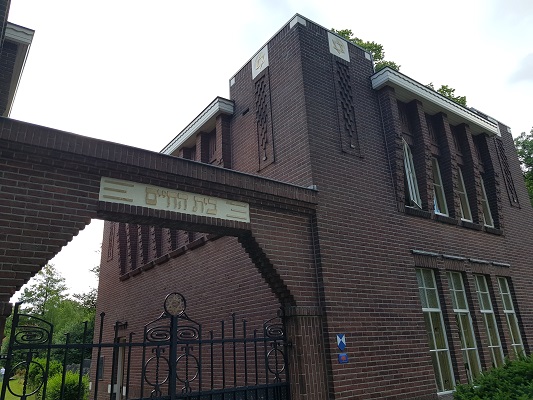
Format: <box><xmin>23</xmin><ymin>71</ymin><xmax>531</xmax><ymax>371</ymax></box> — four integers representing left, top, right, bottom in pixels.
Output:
<box><xmin>2</xmin><ymin>378</ymin><xmax>37</xmax><ymax>400</ymax></box>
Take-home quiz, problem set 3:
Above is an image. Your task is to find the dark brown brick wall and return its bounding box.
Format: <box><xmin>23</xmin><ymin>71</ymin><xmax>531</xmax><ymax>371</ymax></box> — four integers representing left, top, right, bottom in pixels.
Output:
<box><xmin>3</xmin><ymin>14</ymin><xmax>533</xmax><ymax>400</ymax></box>
<box><xmin>95</xmin><ymin>18</ymin><xmax>533</xmax><ymax>400</ymax></box>
<box><xmin>222</xmin><ymin>18</ymin><xmax>533</xmax><ymax>400</ymax></box>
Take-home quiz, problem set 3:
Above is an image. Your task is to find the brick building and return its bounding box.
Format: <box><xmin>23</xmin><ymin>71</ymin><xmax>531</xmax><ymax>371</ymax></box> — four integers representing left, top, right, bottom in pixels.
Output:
<box><xmin>92</xmin><ymin>14</ymin><xmax>533</xmax><ymax>400</ymax></box>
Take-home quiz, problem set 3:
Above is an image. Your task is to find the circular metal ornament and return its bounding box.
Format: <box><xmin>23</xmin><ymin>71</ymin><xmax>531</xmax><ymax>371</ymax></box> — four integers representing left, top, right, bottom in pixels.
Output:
<box><xmin>164</xmin><ymin>292</ymin><xmax>186</xmax><ymax>317</ymax></box>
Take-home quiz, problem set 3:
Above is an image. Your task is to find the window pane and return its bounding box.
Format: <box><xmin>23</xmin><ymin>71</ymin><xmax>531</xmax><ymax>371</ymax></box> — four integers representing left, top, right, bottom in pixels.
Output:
<box><xmin>457</xmin><ymin>168</ymin><xmax>472</xmax><ymax>221</ymax></box>
<box><xmin>424</xmin><ymin>313</ymin><xmax>436</xmax><ymax>350</ymax></box>
<box><xmin>419</xmin><ymin>288</ymin><xmax>428</xmax><ymax>308</ymax></box>
<box><xmin>480</xmin><ymin>176</ymin><xmax>494</xmax><ymax>227</ymax></box>
<box><xmin>431</xmin><ymin>313</ymin><xmax>447</xmax><ymax>349</ymax></box>
<box><xmin>422</xmin><ymin>268</ymin><xmax>435</xmax><ymax>287</ymax></box>
<box><xmin>459</xmin><ymin>314</ymin><xmax>476</xmax><ymax>349</ymax></box>
<box><xmin>416</xmin><ymin>269</ymin><xmax>455</xmax><ymax>392</ymax></box>
<box><xmin>403</xmin><ymin>139</ymin><xmax>422</xmax><ymax>208</ymax></box>
<box><xmin>427</xmin><ymin>289</ymin><xmax>439</xmax><ymax>309</ymax></box>
<box><xmin>437</xmin><ymin>351</ymin><xmax>455</xmax><ymax>391</ymax></box>
<box><xmin>475</xmin><ymin>275</ymin><xmax>504</xmax><ymax>368</ymax></box>
<box><xmin>448</xmin><ymin>271</ymin><xmax>481</xmax><ymax>383</ymax></box>
<box><xmin>498</xmin><ymin>277</ymin><xmax>524</xmax><ymax>357</ymax></box>
<box><xmin>466</xmin><ymin>349</ymin><xmax>481</xmax><ymax>382</ymax></box>
<box><xmin>432</xmin><ymin>158</ymin><xmax>448</xmax><ymax>215</ymax></box>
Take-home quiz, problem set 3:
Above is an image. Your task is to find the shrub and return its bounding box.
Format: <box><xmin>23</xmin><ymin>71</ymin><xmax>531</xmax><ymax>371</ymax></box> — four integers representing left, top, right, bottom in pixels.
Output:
<box><xmin>27</xmin><ymin>357</ymin><xmax>62</xmax><ymax>389</ymax></box>
<box><xmin>454</xmin><ymin>355</ymin><xmax>533</xmax><ymax>400</ymax></box>
<box><xmin>45</xmin><ymin>370</ymin><xmax>89</xmax><ymax>400</ymax></box>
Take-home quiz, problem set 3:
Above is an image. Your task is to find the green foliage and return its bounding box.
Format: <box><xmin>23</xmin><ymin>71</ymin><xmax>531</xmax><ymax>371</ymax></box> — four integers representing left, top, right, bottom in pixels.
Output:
<box><xmin>19</xmin><ymin>264</ymin><xmax>68</xmax><ymax>317</ymax></box>
<box><xmin>454</xmin><ymin>355</ymin><xmax>533</xmax><ymax>399</ymax></box>
<box><xmin>514</xmin><ymin>127</ymin><xmax>533</xmax><ymax>207</ymax></box>
<box><xmin>45</xmin><ymin>371</ymin><xmax>88</xmax><ymax>400</ymax></box>
<box><xmin>330</xmin><ymin>28</ymin><xmax>400</xmax><ymax>71</ymax></box>
<box><xmin>427</xmin><ymin>82</ymin><xmax>467</xmax><ymax>107</ymax></box>
<box><xmin>4</xmin><ymin>263</ymin><xmax>97</xmax><ymax>367</ymax></box>
<box><xmin>26</xmin><ymin>357</ymin><xmax>63</xmax><ymax>398</ymax></box>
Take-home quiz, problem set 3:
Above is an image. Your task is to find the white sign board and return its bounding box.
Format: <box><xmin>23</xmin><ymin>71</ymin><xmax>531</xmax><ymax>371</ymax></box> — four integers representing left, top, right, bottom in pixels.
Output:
<box><xmin>99</xmin><ymin>178</ymin><xmax>250</xmax><ymax>223</ymax></box>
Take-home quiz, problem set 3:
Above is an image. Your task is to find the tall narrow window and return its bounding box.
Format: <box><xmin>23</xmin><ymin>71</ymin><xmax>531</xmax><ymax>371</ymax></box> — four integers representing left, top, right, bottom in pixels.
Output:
<box><xmin>403</xmin><ymin>139</ymin><xmax>422</xmax><ymax>209</ymax></box>
<box><xmin>416</xmin><ymin>269</ymin><xmax>455</xmax><ymax>392</ymax></box>
<box><xmin>480</xmin><ymin>177</ymin><xmax>494</xmax><ymax>227</ymax></box>
<box><xmin>474</xmin><ymin>275</ymin><xmax>504</xmax><ymax>367</ymax></box>
<box><xmin>447</xmin><ymin>272</ymin><xmax>481</xmax><ymax>382</ymax></box>
<box><xmin>432</xmin><ymin>158</ymin><xmax>448</xmax><ymax>215</ymax></box>
<box><xmin>497</xmin><ymin>277</ymin><xmax>524</xmax><ymax>357</ymax></box>
<box><xmin>457</xmin><ymin>168</ymin><xmax>472</xmax><ymax>222</ymax></box>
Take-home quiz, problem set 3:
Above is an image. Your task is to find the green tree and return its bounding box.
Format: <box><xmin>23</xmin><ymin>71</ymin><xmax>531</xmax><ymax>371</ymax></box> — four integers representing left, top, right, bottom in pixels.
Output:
<box><xmin>427</xmin><ymin>82</ymin><xmax>467</xmax><ymax>107</ymax></box>
<box><xmin>4</xmin><ymin>263</ymin><xmax>98</xmax><ymax>365</ymax></box>
<box><xmin>18</xmin><ymin>264</ymin><xmax>67</xmax><ymax>317</ymax></box>
<box><xmin>331</xmin><ymin>28</ymin><xmax>400</xmax><ymax>72</ymax></box>
<box><xmin>331</xmin><ymin>28</ymin><xmax>467</xmax><ymax>106</ymax></box>
<box><xmin>514</xmin><ymin>127</ymin><xmax>533</xmax><ymax>207</ymax></box>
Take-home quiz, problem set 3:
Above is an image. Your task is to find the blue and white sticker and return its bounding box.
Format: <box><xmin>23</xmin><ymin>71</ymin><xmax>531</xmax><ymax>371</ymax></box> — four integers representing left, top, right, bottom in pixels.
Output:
<box><xmin>336</xmin><ymin>334</ymin><xmax>346</xmax><ymax>351</ymax></box>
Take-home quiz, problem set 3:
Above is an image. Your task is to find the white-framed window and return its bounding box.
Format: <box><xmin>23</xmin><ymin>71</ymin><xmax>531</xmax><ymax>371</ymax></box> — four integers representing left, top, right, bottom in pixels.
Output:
<box><xmin>431</xmin><ymin>158</ymin><xmax>448</xmax><ymax>216</ymax></box>
<box><xmin>474</xmin><ymin>275</ymin><xmax>504</xmax><ymax>367</ymax></box>
<box><xmin>480</xmin><ymin>177</ymin><xmax>494</xmax><ymax>227</ymax></box>
<box><xmin>497</xmin><ymin>277</ymin><xmax>524</xmax><ymax>357</ymax></box>
<box><xmin>447</xmin><ymin>271</ymin><xmax>481</xmax><ymax>383</ymax></box>
<box><xmin>416</xmin><ymin>268</ymin><xmax>455</xmax><ymax>392</ymax></box>
<box><xmin>457</xmin><ymin>168</ymin><xmax>472</xmax><ymax>222</ymax></box>
<box><xmin>403</xmin><ymin>138</ymin><xmax>422</xmax><ymax>209</ymax></box>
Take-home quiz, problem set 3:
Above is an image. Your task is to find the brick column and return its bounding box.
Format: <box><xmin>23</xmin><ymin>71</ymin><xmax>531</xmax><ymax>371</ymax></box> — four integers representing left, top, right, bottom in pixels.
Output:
<box><xmin>377</xmin><ymin>87</ymin><xmax>405</xmax><ymax>209</ymax></box>
<box><xmin>284</xmin><ymin>306</ymin><xmax>329</xmax><ymax>400</ymax></box>
<box><xmin>215</xmin><ymin>114</ymin><xmax>232</xmax><ymax>168</ymax></box>
<box><xmin>0</xmin><ymin>301</ymin><xmax>13</xmax><ymax>343</ymax></box>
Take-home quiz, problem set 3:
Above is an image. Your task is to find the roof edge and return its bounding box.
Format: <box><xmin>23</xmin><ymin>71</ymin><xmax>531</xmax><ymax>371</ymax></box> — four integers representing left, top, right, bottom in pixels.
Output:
<box><xmin>371</xmin><ymin>67</ymin><xmax>500</xmax><ymax>137</ymax></box>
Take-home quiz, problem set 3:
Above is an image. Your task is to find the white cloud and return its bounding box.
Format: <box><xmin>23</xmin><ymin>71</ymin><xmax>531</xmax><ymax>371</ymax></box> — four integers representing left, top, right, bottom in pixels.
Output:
<box><xmin>510</xmin><ymin>53</ymin><xmax>533</xmax><ymax>83</ymax></box>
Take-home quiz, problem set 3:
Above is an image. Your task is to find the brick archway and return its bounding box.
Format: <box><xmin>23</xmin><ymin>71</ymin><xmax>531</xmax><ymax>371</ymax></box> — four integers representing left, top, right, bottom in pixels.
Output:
<box><xmin>0</xmin><ymin>116</ymin><xmax>321</xmax><ymax>311</ymax></box>
<box><xmin>1</xmin><ymin>118</ymin><xmax>331</xmax><ymax>399</ymax></box>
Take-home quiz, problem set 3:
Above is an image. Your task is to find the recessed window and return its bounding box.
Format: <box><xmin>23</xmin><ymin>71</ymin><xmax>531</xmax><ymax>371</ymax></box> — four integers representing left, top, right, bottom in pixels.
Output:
<box><xmin>474</xmin><ymin>275</ymin><xmax>504</xmax><ymax>368</ymax></box>
<box><xmin>497</xmin><ymin>277</ymin><xmax>524</xmax><ymax>357</ymax></box>
<box><xmin>457</xmin><ymin>168</ymin><xmax>472</xmax><ymax>222</ymax></box>
<box><xmin>403</xmin><ymin>139</ymin><xmax>422</xmax><ymax>209</ymax></box>
<box><xmin>431</xmin><ymin>158</ymin><xmax>448</xmax><ymax>216</ymax></box>
<box><xmin>480</xmin><ymin>176</ymin><xmax>494</xmax><ymax>227</ymax></box>
<box><xmin>447</xmin><ymin>271</ymin><xmax>481</xmax><ymax>383</ymax></box>
<box><xmin>416</xmin><ymin>268</ymin><xmax>455</xmax><ymax>392</ymax></box>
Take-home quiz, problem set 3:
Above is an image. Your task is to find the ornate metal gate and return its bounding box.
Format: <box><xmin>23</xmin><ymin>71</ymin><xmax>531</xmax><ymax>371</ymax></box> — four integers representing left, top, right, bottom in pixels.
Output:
<box><xmin>1</xmin><ymin>292</ymin><xmax>290</xmax><ymax>399</ymax></box>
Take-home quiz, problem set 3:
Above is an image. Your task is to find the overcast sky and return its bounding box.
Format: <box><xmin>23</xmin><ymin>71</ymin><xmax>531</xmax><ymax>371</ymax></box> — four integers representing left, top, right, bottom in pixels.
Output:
<box><xmin>7</xmin><ymin>0</ymin><xmax>533</xmax><ymax>300</ymax></box>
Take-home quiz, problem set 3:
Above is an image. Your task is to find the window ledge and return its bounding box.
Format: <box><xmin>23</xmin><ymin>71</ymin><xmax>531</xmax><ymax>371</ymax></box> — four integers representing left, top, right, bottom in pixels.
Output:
<box><xmin>405</xmin><ymin>206</ymin><xmax>431</xmax><ymax>219</ymax></box>
<box><xmin>485</xmin><ymin>226</ymin><xmax>503</xmax><ymax>235</ymax></box>
<box><xmin>462</xmin><ymin>221</ymin><xmax>483</xmax><ymax>231</ymax></box>
<box><xmin>435</xmin><ymin>214</ymin><xmax>458</xmax><ymax>225</ymax></box>
<box><xmin>119</xmin><ymin>273</ymin><xmax>131</xmax><ymax>281</ymax></box>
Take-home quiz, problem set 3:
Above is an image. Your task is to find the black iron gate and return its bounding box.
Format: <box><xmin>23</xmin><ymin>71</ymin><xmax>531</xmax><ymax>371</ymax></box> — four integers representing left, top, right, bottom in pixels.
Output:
<box><xmin>1</xmin><ymin>292</ymin><xmax>290</xmax><ymax>400</ymax></box>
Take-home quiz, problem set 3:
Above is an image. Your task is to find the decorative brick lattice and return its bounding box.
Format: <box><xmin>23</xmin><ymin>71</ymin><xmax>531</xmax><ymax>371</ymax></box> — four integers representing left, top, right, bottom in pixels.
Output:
<box><xmin>335</xmin><ymin>61</ymin><xmax>360</xmax><ymax>155</ymax></box>
<box><xmin>107</xmin><ymin>222</ymin><xmax>115</xmax><ymax>261</ymax></box>
<box><xmin>255</xmin><ymin>75</ymin><xmax>274</xmax><ymax>169</ymax></box>
<box><xmin>495</xmin><ymin>138</ymin><xmax>520</xmax><ymax>207</ymax></box>
<box><xmin>126</xmin><ymin>224</ymin><xmax>138</xmax><ymax>271</ymax></box>
<box><xmin>118</xmin><ymin>223</ymin><xmax>128</xmax><ymax>275</ymax></box>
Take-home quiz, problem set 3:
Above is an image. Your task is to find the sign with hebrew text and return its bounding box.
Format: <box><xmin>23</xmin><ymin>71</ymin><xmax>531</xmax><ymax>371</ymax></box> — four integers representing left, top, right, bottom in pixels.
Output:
<box><xmin>99</xmin><ymin>178</ymin><xmax>250</xmax><ymax>223</ymax></box>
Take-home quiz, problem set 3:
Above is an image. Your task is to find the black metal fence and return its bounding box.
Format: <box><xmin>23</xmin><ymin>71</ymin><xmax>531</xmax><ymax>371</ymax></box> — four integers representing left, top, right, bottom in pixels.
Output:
<box><xmin>1</xmin><ymin>292</ymin><xmax>290</xmax><ymax>400</ymax></box>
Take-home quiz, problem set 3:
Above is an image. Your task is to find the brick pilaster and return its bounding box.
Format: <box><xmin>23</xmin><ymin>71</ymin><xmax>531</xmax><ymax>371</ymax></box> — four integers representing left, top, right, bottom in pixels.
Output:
<box><xmin>284</xmin><ymin>306</ymin><xmax>329</xmax><ymax>400</ymax></box>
